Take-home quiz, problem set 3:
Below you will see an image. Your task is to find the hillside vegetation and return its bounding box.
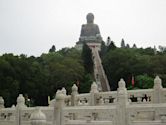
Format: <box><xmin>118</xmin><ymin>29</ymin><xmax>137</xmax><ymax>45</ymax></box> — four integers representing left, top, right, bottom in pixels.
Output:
<box><xmin>0</xmin><ymin>42</ymin><xmax>166</xmax><ymax>107</ymax></box>
<box><xmin>100</xmin><ymin>41</ymin><xmax>166</xmax><ymax>90</ymax></box>
<box><xmin>0</xmin><ymin>47</ymin><xmax>93</xmax><ymax>107</ymax></box>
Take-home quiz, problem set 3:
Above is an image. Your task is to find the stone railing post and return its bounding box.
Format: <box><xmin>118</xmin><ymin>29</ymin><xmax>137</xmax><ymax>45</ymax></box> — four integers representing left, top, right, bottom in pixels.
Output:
<box><xmin>16</xmin><ymin>94</ymin><xmax>27</xmax><ymax>109</ymax></box>
<box><xmin>30</xmin><ymin>107</ymin><xmax>46</xmax><ymax>125</ymax></box>
<box><xmin>90</xmin><ymin>82</ymin><xmax>98</xmax><ymax>106</ymax></box>
<box><xmin>0</xmin><ymin>96</ymin><xmax>4</xmax><ymax>108</ymax></box>
<box><xmin>153</xmin><ymin>76</ymin><xmax>163</xmax><ymax>103</ymax></box>
<box><xmin>61</xmin><ymin>87</ymin><xmax>67</xmax><ymax>95</ymax></box>
<box><xmin>117</xmin><ymin>79</ymin><xmax>128</xmax><ymax>125</ymax></box>
<box><xmin>16</xmin><ymin>94</ymin><xmax>27</xmax><ymax>125</ymax></box>
<box><xmin>54</xmin><ymin>90</ymin><xmax>65</xmax><ymax>125</ymax></box>
<box><xmin>71</xmin><ymin>84</ymin><xmax>78</xmax><ymax>106</ymax></box>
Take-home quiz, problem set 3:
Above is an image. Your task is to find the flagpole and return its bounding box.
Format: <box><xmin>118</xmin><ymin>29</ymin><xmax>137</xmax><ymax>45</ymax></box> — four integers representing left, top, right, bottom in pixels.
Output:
<box><xmin>132</xmin><ymin>75</ymin><xmax>135</xmax><ymax>88</ymax></box>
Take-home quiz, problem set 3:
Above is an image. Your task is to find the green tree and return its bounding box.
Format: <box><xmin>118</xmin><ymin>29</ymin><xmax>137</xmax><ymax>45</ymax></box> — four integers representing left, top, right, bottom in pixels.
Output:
<box><xmin>49</xmin><ymin>45</ymin><xmax>56</xmax><ymax>53</ymax></box>
<box><xmin>107</xmin><ymin>41</ymin><xmax>117</xmax><ymax>52</ymax></box>
<box><xmin>121</xmin><ymin>38</ymin><xmax>125</xmax><ymax>48</ymax></box>
<box><xmin>103</xmin><ymin>48</ymin><xmax>152</xmax><ymax>90</ymax></box>
<box><xmin>81</xmin><ymin>43</ymin><xmax>94</xmax><ymax>74</ymax></box>
<box><xmin>79</xmin><ymin>74</ymin><xmax>93</xmax><ymax>93</ymax></box>
<box><xmin>99</xmin><ymin>41</ymin><xmax>107</xmax><ymax>59</ymax></box>
<box><xmin>126</xmin><ymin>44</ymin><xmax>130</xmax><ymax>48</ymax></box>
<box><xmin>132</xmin><ymin>44</ymin><xmax>137</xmax><ymax>48</ymax></box>
<box><xmin>135</xmin><ymin>75</ymin><xmax>154</xmax><ymax>89</ymax></box>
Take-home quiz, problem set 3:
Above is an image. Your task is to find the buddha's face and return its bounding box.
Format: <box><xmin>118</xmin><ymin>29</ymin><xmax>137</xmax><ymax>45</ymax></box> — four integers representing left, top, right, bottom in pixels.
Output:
<box><xmin>86</xmin><ymin>13</ymin><xmax>94</xmax><ymax>23</ymax></box>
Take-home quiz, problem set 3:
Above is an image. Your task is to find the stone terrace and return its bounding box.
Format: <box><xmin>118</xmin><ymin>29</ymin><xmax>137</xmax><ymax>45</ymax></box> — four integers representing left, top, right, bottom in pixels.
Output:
<box><xmin>0</xmin><ymin>76</ymin><xmax>166</xmax><ymax>125</ymax></box>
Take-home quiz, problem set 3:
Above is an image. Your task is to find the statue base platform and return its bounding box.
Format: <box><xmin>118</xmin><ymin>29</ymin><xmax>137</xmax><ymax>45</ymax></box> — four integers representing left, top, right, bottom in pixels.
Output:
<box><xmin>75</xmin><ymin>40</ymin><xmax>102</xmax><ymax>51</ymax></box>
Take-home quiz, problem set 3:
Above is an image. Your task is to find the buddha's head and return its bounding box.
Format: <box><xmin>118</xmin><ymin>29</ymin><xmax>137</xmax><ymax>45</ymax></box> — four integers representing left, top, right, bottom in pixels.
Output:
<box><xmin>86</xmin><ymin>13</ymin><xmax>94</xmax><ymax>24</ymax></box>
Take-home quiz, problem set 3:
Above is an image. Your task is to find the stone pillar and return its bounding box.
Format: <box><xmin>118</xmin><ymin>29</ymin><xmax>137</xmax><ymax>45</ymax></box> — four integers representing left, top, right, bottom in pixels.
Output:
<box><xmin>61</xmin><ymin>87</ymin><xmax>67</xmax><ymax>95</ymax></box>
<box><xmin>16</xmin><ymin>94</ymin><xmax>26</xmax><ymax>108</ymax></box>
<box><xmin>153</xmin><ymin>76</ymin><xmax>163</xmax><ymax>103</ymax></box>
<box><xmin>161</xmin><ymin>116</ymin><xmax>166</xmax><ymax>123</ymax></box>
<box><xmin>0</xmin><ymin>96</ymin><xmax>4</xmax><ymax>108</ymax></box>
<box><xmin>71</xmin><ymin>84</ymin><xmax>78</xmax><ymax>106</ymax></box>
<box><xmin>54</xmin><ymin>90</ymin><xmax>65</xmax><ymax>125</ymax></box>
<box><xmin>30</xmin><ymin>108</ymin><xmax>46</xmax><ymax>125</ymax></box>
<box><xmin>117</xmin><ymin>79</ymin><xmax>128</xmax><ymax>125</ymax></box>
<box><xmin>16</xmin><ymin>94</ymin><xmax>27</xmax><ymax>125</ymax></box>
<box><xmin>90</xmin><ymin>82</ymin><xmax>98</xmax><ymax>106</ymax></box>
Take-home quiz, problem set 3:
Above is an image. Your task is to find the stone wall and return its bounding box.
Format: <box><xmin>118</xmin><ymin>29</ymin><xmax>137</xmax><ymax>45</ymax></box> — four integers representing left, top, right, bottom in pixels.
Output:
<box><xmin>0</xmin><ymin>76</ymin><xmax>166</xmax><ymax>125</ymax></box>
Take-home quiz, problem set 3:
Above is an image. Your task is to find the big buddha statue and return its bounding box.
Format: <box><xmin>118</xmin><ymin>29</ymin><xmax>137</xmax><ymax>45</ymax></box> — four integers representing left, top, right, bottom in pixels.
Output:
<box><xmin>79</xmin><ymin>13</ymin><xmax>102</xmax><ymax>42</ymax></box>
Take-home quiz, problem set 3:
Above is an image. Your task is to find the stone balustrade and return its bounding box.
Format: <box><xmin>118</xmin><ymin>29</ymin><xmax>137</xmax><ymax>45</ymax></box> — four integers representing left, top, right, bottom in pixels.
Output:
<box><xmin>30</xmin><ymin>108</ymin><xmax>46</xmax><ymax>125</ymax></box>
<box><xmin>0</xmin><ymin>76</ymin><xmax>166</xmax><ymax>125</ymax></box>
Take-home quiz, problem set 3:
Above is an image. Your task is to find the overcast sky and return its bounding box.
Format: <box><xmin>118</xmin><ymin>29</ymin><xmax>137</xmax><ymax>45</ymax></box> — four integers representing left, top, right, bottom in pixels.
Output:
<box><xmin>0</xmin><ymin>0</ymin><xmax>166</xmax><ymax>56</ymax></box>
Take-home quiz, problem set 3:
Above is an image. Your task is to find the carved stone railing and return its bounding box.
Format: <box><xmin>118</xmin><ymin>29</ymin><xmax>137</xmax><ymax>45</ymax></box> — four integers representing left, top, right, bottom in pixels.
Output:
<box><xmin>128</xmin><ymin>89</ymin><xmax>153</xmax><ymax>104</ymax></box>
<box><xmin>127</xmin><ymin>103</ymin><xmax>166</xmax><ymax>124</ymax></box>
<box><xmin>162</xmin><ymin>89</ymin><xmax>166</xmax><ymax>103</ymax></box>
<box><xmin>0</xmin><ymin>76</ymin><xmax>166</xmax><ymax>125</ymax></box>
<box><xmin>0</xmin><ymin>108</ymin><xmax>16</xmax><ymax>125</ymax></box>
<box><xmin>19</xmin><ymin>107</ymin><xmax>54</xmax><ymax>125</ymax></box>
<box><xmin>63</xmin><ymin>106</ymin><xmax>117</xmax><ymax>125</ymax></box>
<box><xmin>59</xmin><ymin>76</ymin><xmax>166</xmax><ymax>107</ymax></box>
<box><xmin>0</xmin><ymin>95</ymin><xmax>54</xmax><ymax>125</ymax></box>
<box><xmin>95</xmin><ymin>91</ymin><xmax>117</xmax><ymax>105</ymax></box>
<box><xmin>76</xmin><ymin>93</ymin><xmax>90</xmax><ymax>106</ymax></box>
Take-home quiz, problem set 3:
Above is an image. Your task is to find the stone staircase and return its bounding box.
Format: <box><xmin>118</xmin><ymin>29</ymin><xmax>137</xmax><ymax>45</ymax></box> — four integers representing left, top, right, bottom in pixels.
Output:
<box><xmin>91</xmin><ymin>46</ymin><xmax>110</xmax><ymax>91</ymax></box>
